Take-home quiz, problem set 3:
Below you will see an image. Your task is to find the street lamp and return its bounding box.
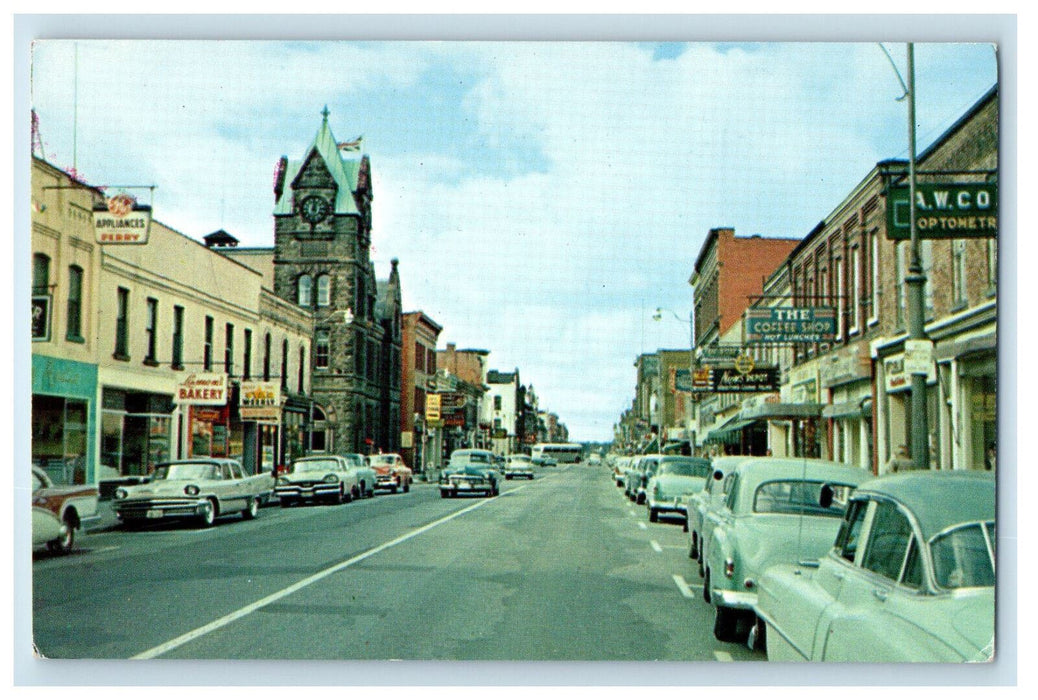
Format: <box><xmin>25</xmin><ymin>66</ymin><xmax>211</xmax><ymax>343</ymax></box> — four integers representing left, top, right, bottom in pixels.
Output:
<box><xmin>653</xmin><ymin>307</ymin><xmax>695</xmax><ymax>452</ymax></box>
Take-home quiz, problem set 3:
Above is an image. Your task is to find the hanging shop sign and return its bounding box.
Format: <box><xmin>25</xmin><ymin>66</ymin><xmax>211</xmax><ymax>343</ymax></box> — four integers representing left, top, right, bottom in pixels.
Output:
<box><xmin>174</xmin><ymin>372</ymin><xmax>228</xmax><ymax>405</ymax></box>
<box><xmin>238</xmin><ymin>381</ymin><xmax>282</xmax><ymax>421</ymax></box>
<box><xmin>886</xmin><ymin>182</ymin><xmax>998</xmax><ymax>240</ymax></box>
<box><xmin>697</xmin><ymin>344</ymin><xmax>743</xmax><ymax>363</ymax></box>
<box><xmin>425</xmin><ymin>394</ymin><xmax>441</xmax><ymax>422</ymax></box>
<box><xmin>93</xmin><ymin>193</ymin><xmax>152</xmax><ymax>244</ymax></box>
<box><xmin>691</xmin><ymin>367</ymin><xmax>780</xmax><ymax>393</ymax></box>
<box><xmin>745</xmin><ymin>307</ymin><xmax>837</xmax><ymax>343</ymax></box>
<box><xmin>884</xmin><ymin>352</ymin><xmax>937</xmax><ymax>393</ymax></box>
<box><xmin>31</xmin><ymin>294</ymin><xmax>51</xmax><ymax>341</ymax></box>
<box><xmin>670</xmin><ymin>368</ymin><xmax>694</xmax><ymax>392</ymax></box>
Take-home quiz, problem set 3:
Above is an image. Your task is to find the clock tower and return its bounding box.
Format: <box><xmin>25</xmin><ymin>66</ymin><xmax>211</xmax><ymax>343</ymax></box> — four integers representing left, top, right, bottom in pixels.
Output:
<box><xmin>272</xmin><ymin>106</ymin><xmax>384</xmax><ymax>455</ymax></box>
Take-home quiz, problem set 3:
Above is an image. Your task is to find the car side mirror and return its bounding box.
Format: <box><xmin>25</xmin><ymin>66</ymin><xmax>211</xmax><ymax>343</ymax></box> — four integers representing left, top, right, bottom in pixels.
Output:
<box><xmin>819</xmin><ymin>484</ymin><xmax>834</xmax><ymax>509</ymax></box>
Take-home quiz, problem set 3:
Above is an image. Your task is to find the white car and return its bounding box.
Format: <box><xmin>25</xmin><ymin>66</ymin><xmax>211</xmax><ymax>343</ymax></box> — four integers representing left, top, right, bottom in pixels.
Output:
<box><xmin>503</xmin><ymin>455</ymin><xmax>535</xmax><ymax>480</ymax></box>
<box><xmin>32</xmin><ymin>466</ymin><xmax>99</xmax><ymax>554</ymax></box>
<box><xmin>276</xmin><ymin>455</ymin><xmax>361</xmax><ymax>505</ymax></box>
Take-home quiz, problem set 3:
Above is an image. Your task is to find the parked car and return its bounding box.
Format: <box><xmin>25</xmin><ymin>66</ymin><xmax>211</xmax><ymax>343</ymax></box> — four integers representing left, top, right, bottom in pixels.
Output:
<box><xmin>368</xmin><ymin>453</ymin><xmax>413</xmax><ymax>493</ymax></box>
<box><xmin>439</xmin><ymin>448</ymin><xmax>501</xmax><ymax>498</ymax></box>
<box><xmin>629</xmin><ymin>454</ymin><xmax>662</xmax><ymax>504</ymax></box>
<box><xmin>275</xmin><ymin>455</ymin><xmax>360</xmax><ymax>506</ymax></box>
<box><xmin>503</xmin><ymin>454</ymin><xmax>535</xmax><ymax>480</ymax></box>
<box><xmin>31</xmin><ymin>466</ymin><xmax>99</xmax><ymax>554</ymax></box>
<box><xmin>755</xmin><ymin>470</ymin><xmax>995</xmax><ymax>662</ymax></box>
<box><xmin>342</xmin><ymin>453</ymin><xmax>377</xmax><ymax>498</ymax></box>
<box><xmin>688</xmin><ymin>457</ymin><xmax>747</xmax><ymax>568</ymax></box>
<box><xmin>644</xmin><ymin>456</ymin><xmax>712</xmax><ymax>524</ymax></box>
<box><xmin>702</xmin><ymin>457</ymin><xmax>868</xmax><ymax>644</ymax></box>
<box><xmin>612</xmin><ymin>456</ymin><xmax>630</xmax><ymax>487</ymax></box>
<box><xmin>113</xmin><ymin>458</ymin><xmax>273</xmax><ymax>527</ymax></box>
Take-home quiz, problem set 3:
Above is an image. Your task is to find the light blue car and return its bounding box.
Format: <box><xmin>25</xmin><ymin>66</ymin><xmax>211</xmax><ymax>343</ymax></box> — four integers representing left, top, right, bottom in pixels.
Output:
<box><xmin>755</xmin><ymin>470</ymin><xmax>995</xmax><ymax>662</ymax></box>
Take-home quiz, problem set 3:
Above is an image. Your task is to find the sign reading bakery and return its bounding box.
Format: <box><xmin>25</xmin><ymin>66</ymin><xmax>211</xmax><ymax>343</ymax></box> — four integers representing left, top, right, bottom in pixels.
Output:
<box><xmin>93</xmin><ymin>193</ymin><xmax>152</xmax><ymax>244</ymax></box>
<box><xmin>175</xmin><ymin>373</ymin><xmax>228</xmax><ymax>405</ymax></box>
<box><xmin>238</xmin><ymin>381</ymin><xmax>282</xmax><ymax>421</ymax></box>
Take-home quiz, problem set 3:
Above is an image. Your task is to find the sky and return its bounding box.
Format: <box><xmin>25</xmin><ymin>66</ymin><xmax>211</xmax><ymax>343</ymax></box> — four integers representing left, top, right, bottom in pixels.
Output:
<box><xmin>28</xmin><ymin>36</ymin><xmax>999</xmax><ymax>442</ymax></box>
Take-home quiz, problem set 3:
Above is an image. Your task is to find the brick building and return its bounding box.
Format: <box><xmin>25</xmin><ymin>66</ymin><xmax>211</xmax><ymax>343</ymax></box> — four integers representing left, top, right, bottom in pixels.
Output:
<box><xmin>400</xmin><ymin>311</ymin><xmax>442</xmax><ymax>470</ymax></box>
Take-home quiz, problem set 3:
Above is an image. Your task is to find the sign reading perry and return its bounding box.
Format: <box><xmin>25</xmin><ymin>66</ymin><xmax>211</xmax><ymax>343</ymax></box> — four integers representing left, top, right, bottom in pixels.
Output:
<box><xmin>93</xmin><ymin>193</ymin><xmax>152</xmax><ymax>244</ymax></box>
<box><xmin>886</xmin><ymin>182</ymin><xmax>997</xmax><ymax>240</ymax></box>
<box><xmin>745</xmin><ymin>307</ymin><xmax>837</xmax><ymax>343</ymax></box>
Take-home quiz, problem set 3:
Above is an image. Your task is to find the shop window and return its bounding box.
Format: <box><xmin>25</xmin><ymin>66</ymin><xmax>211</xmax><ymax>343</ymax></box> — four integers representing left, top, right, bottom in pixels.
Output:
<box><xmin>66</xmin><ymin>265</ymin><xmax>83</xmax><ymax>342</ymax></box>
<box><xmin>144</xmin><ymin>297</ymin><xmax>158</xmax><ymax>365</ymax></box>
<box><xmin>172</xmin><ymin>305</ymin><xmax>185</xmax><ymax>369</ymax></box>
<box><xmin>32</xmin><ymin>394</ymin><xmax>89</xmax><ymax>485</ymax></box>
<box><xmin>114</xmin><ymin>287</ymin><xmax>130</xmax><ymax>360</ymax></box>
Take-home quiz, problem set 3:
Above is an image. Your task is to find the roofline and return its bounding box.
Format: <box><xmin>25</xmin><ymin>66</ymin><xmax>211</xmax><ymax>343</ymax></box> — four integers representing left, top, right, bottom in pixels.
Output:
<box><xmin>402</xmin><ymin>310</ymin><xmax>444</xmax><ymax>334</ymax></box>
<box><xmin>917</xmin><ymin>83</ymin><xmax>998</xmax><ymax>163</ymax></box>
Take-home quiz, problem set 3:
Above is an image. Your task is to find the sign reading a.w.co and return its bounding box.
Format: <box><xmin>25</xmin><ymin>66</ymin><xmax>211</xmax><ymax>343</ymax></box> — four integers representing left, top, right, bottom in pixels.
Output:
<box><xmin>745</xmin><ymin>307</ymin><xmax>837</xmax><ymax>344</ymax></box>
<box><xmin>93</xmin><ymin>193</ymin><xmax>152</xmax><ymax>244</ymax></box>
<box><xmin>886</xmin><ymin>182</ymin><xmax>998</xmax><ymax>240</ymax></box>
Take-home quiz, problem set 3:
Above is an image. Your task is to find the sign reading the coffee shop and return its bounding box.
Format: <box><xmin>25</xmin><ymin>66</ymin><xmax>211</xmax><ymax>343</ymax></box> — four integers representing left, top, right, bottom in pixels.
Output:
<box><xmin>175</xmin><ymin>373</ymin><xmax>228</xmax><ymax>405</ymax></box>
<box><xmin>93</xmin><ymin>193</ymin><xmax>152</xmax><ymax>244</ymax></box>
<box><xmin>238</xmin><ymin>381</ymin><xmax>282</xmax><ymax>420</ymax></box>
<box><xmin>745</xmin><ymin>307</ymin><xmax>837</xmax><ymax>343</ymax></box>
<box><xmin>886</xmin><ymin>182</ymin><xmax>998</xmax><ymax>240</ymax></box>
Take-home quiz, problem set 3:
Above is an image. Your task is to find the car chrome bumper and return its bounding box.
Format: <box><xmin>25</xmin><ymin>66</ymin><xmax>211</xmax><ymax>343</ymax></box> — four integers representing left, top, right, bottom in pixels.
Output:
<box><xmin>114</xmin><ymin>498</ymin><xmax>208</xmax><ymax>520</ymax></box>
<box><xmin>711</xmin><ymin>588</ymin><xmax>758</xmax><ymax>610</ymax></box>
<box><xmin>647</xmin><ymin>499</ymin><xmax>687</xmax><ymax>514</ymax></box>
<box><xmin>275</xmin><ymin>484</ymin><xmax>340</xmax><ymax>500</ymax></box>
<box><xmin>440</xmin><ymin>482</ymin><xmax>490</xmax><ymax>493</ymax></box>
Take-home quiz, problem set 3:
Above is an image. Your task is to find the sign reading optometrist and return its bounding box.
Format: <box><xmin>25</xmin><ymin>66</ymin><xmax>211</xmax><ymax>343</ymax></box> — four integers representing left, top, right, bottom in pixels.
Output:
<box><xmin>239</xmin><ymin>381</ymin><xmax>282</xmax><ymax>420</ymax></box>
<box><xmin>745</xmin><ymin>307</ymin><xmax>837</xmax><ymax>344</ymax></box>
<box><xmin>175</xmin><ymin>373</ymin><xmax>228</xmax><ymax>405</ymax></box>
<box><xmin>886</xmin><ymin>182</ymin><xmax>998</xmax><ymax>240</ymax></box>
<box><xmin>93</xmin><ymin>193</ymin><xmax>152</xmax><ymax>244</ymax></box>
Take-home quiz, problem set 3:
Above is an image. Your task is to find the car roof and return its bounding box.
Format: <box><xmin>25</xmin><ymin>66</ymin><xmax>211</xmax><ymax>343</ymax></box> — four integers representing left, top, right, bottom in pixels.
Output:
<box><xmin>732</xmin><ymin>457</ymin><xmax>870</xmax><ymax>485</ymax></box>
<box><xmin>853</xmin><ymin>470</ymin><xmax>995</xmax><ymax>541</ymax></box>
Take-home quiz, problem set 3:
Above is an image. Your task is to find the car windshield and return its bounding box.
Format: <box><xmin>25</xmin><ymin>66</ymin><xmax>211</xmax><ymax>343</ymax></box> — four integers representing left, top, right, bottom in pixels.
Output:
<box><xmin>931</xmin><ymin>521</ymin><xmax>996</xmax><ymax>589</ymax></box>
<box><xmin>153</xmin><ymin>462</ymin><xmax>218</xmax><ymax>481</ymax></box>
<box><xmin>510</xmin><ymin>456</ymin><xmax>531</xmax><ymax>463</ymax></box>
<box><xmin>658</xmin><ymin>459</ymin><xmax>711</xmax><ymax>478</ymax></box>
<box><xmin>451</xmin><ymin>452</ymin><xmax>490</xmax><ymax>465</ymax></box>
<box><xmin>753</xmin><ymin>480</ymin><xmax>854</xmax><ymax>517</ymax></box>
<box><xmin>293</xmin><ymin>459</ymin><xmax>338</xmax><ymax>473</ymax></box>
<box><xmin>341</xmin><ymin>455</ymin><xmax>365</xmax><ymax>467</ymax></box>
<box><xmin>369</xmin><ymin>455</ymin><xmax>397</xmax><ymax>466</ymax></box>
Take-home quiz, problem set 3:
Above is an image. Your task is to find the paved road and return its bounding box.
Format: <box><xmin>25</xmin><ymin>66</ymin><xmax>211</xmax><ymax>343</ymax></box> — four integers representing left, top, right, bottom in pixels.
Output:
<box><xmin>32</xmin><ymin>466</ymin><xmax>763</xmax><ymax>662</ymax></box>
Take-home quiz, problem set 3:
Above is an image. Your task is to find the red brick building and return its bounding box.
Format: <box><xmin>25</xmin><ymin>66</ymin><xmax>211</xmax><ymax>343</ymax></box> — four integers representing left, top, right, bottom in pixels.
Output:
<box><xmin>400</xmin><ymin>311</ymin><xmax>442</xmax><ymax>469</ymax></box>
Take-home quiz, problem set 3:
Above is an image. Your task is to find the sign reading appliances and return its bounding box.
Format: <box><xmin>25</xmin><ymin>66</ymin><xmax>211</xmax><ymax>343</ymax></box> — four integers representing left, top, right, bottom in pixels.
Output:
<box><xmin>175</xmin><ymin>373</ymin><xmax>228</xmax><ymax>405</ymax></box>
<box><xmin>93</xmin><ymin>193</ymin><xmax>152</xmax><ymax>244</ymax></box>
<box><xmin>745</xmin><ymin>307</ymin><xmax>837</xmax><ymax>343</ymax></box>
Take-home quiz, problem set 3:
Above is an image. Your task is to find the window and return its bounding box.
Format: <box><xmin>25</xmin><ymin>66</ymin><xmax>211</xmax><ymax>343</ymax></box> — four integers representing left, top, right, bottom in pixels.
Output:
<box><xmin>355</xmin><ymin>330</ymin><xmax>365</xmax><ymax>375</ymax></box>
<box><xmin>861</xmin><ymin>501</ymin><xmax>914</xmax><ymax>581</ymax></box>
<box><xmin>66</xmin><ymin>265</ymin><xmax>83</xmax><ymax>341</ymax></box>
<box><xmin>32</xmin><ymin>254</ymin><xmax>50</xmax><ymax>295</ymax></box>
<box><xmin>263</xmin><ymin>332</ymin><xmax>272</xmax><ymax>380</ymax></box>
<box><xmin>315</xmin><ymin>330</ymin><xmax>330</xmax><ymax>369</ymax></box>
<box><xmin>243</xmin><ymin>329</ymin><xmax>253</xmax><ymax>380</ymax></box>
<box><xmin>281</xmin><ymin>338</ymin><xmax>289</xmax><ymax>390</ymax></box>
<box><xmin>869</xmin><ymin>231</ymin><xmax>880</xmax><ymax>326</ymax></box>
<box><xmin>427</xmin><ymin>348</ymin><xmax>436</xmax><ymax>374</ymax></box>
<box><xmin>415</xmin><ymin>342</ymin><xmax>425</xmax><ymax>372</ymax></box>
<box><xmin>922</xmin><ymin>240</ymin><xmax>934</xmax><ymax>319</ymax></box>
<box><xmin>297</xmin><ymin>275</ymin><xmax>312</xmax><ymax>307</ymax></box>
<box><xmin>836</xmin><ymin>500</ymin><xmax>870</xmax><ymax>563</ymax></box>
<box><xmin>931</xmin><ymin>522</ymin><xmax>996</xmax><ymax>589</ymax></box>
<box><xmin>494</xmin><ymin>395</ymin><xmax>503</xmax><ymax>411</ymax></box>
<box><xmin>114</xmin><ymin>287</ymin><xmax>130</xmax><ymax>359</ymax></box>
<box><xmin>172</xmin><ymin>305</ymin><xmax>184</xmax><ymax>369</ymax></box>
<box><xmin>833</xmin><ymin>257</ymin><xmax>844</xmax><ymax>341</ymax></box>
<box><xmin>952</xmin><ymin>240</ymin><xmax>968</xmax><ymax>307</ymax></box>
<box><xmin>203</xmin><ymin>316</ymin><xmax>214</xmax><ymax>371</ymax></box>
<box><xmin>298</xmin><ymin>344</ymin><xmax>306</xmax><ymax>393</ymax></box>
<box><xmin>850</xmin><ymin>246</ymin><xmax>861</xmax><ymax>333</ymax></box>
<box><xmin>316</xmin><ymin>274</ymin><xmax>331</xmax><ymax>307</ymax></box>
<box><xmin>987</xmin><ymin>239</ymin><xmax>997</xmax><ymax>291</ymax></box>
<box><xmin>144</xmin><ymin>298</ymin><xmax>158</xmax><ymax>364</ymax></box>
<box><xmin>225</xmin><ymin>323</ymin><xmax>234</xmax><ymax>375</ymax></box>
<box><xmin>895</xmin><ymin>242</ymin><xmax>907</xmax><ymax>328</ymax></box>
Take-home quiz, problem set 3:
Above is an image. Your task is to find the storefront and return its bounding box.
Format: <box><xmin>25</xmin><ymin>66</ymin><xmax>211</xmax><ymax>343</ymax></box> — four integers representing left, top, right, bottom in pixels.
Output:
<box><xmin>819</xmin><ymin>344</ymin><xmax>873</xmax><ymax>471</ymax></box>
<box><xmin>935</xmin><ymin>332</ymin><xmax>997</xmax><ymax>471</ymax></box>
<box><xmin>100</xmin><ymin>388</ymin><xmax>174</xmax><ymax>477</ymax></box>
<box><xmin>875</xmin><ymin>345</ymin><xmax>940</xmax><ymax>472</ymax></box>
<box><xmin>31</xmin><ymin>354</ymin><xmax>97</xmax><ymax>486</ymax></box>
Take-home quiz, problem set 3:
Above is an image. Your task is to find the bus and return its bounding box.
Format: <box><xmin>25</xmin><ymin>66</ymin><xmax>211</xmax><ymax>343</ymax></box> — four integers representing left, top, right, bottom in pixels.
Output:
<box><xmin>531</xmin><ymin>443</ymin><xmax>583</xmax><ymax>464</ymax></box>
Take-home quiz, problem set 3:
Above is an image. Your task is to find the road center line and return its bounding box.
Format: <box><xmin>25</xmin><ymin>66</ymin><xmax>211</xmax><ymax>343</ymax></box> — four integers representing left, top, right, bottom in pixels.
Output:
<box><xmin>714</xmin><ymin>651</ymin><xmax>734</xmax><ymax>662</ymax></box>
<box><xmin>131</xmin><ymin>494</ymin><xmax>501</xmax><ymax>660</ymax></box>
<box><xmin>672</xmin><ymin>574</ymin><xmax>695</xmax><ymax>598</ymax></box>
<box><xmin>650</xmin><ymin>540</ymin><xmax>663</xmax><ymax>553</ymax></box>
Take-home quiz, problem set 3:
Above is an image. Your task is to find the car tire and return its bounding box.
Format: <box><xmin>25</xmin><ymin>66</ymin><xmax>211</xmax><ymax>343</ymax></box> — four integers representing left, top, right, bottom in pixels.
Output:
<box><xmin>242</xmin><ymin>497</ymin><xmax>258</xmax><ymax>520</ymax></box>
<box><xmin>689</xmin><ymin>534</ymin><xmax>699</xmax><ymax>560</ymax></box>
<box><xmin>404</xmin><ymin>479</ymin><xmax>410</xmax><ymax>493</ymax></box>
<box><xmin>713</xmin><ymin>605</ymin><xmax>743</xmax><ymax>643</ymax></box>
<box><xmin>749</xmin><ymin>615</ymin><xmax>767</xmax><ymax>652</ymax></box>
<box><xmin>48</xmin><ymin>516</ymin><xmax>76</xmax><ymax>554</ymax></box>
<box><xmin>198</xmin><ymin>499</ymin><xmax>217</xmax><ymax>528</ymax></box>
<box><xmin>505</xmin><ymin>475</ymin><xmax>512</xmax><ymax>480</ymax></box>
<box><xmin>649</xmin><ymin>508</ymin><xmax>659</xmax><ymax>523</ymax></box>
<box><xmin>703</xmin><ymin>569</ymin><xmax>712</xmax><ymax>603</ymax></box>
<box><xmin>682</xmin><ymin>518</ymin><xmax>689</xmax><ymax>533</ymax></box>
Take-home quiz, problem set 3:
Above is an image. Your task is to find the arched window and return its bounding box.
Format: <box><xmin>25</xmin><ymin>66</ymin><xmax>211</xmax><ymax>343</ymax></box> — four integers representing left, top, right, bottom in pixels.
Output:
<box><xmin>316</xmin><ymin>274</ymin><xmax>331</xmax><ymax>307</ymax></box>
<box><xmin>297</xmin><ymin>274</ymin><xmax>313</xmax><ymax>307</ymax></box>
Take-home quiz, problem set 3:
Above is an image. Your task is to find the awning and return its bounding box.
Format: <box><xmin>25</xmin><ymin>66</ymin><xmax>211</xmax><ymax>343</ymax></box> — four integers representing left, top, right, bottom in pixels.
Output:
<box><xmin>822</xmin><ymin>398</ymin><xmax>874</xmax><ymax>420</ymax></box>
<box><xmin>934</xmin><ymin>334</ymin><xmax>996</xmax><ymax>362</ymax></box>
<box><xmin>740</xmin><ymin>403</ymin><xmax>823</xmax><ymax>420</ymax></box>
<box><xmin>706</xmin><ymin>414</ymin><xmax>759</xmax><ymax>443</ymax></box>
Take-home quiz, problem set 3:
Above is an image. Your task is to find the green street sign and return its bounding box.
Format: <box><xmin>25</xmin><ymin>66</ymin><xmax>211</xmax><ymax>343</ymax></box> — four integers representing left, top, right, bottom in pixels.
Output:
<box><xmin>886</xmin><ymin>182</ymin><xmax>997</xmax><ymax>240</ymax></box>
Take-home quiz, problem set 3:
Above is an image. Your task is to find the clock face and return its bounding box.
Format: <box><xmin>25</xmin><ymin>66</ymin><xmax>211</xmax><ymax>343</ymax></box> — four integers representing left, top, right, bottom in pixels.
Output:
<box><xmin>300</xmin><ymin>195</ymin><xmax>330</xmax><ymax>224</ymax></box>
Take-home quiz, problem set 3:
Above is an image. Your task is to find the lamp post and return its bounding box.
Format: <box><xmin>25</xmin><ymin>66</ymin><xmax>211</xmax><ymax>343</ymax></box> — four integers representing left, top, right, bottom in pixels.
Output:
<box><xmin>654</xmin><ymin>307</ymin><xmax>695</xmax><ymax>451</ymax></box>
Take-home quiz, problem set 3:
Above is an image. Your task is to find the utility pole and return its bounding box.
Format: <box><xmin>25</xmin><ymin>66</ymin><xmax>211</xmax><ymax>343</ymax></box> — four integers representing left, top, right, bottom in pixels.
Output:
<box><xmin>905</xmin><ymin>43</ymin><xmax>931</xmax><ymax>470</ymax></box>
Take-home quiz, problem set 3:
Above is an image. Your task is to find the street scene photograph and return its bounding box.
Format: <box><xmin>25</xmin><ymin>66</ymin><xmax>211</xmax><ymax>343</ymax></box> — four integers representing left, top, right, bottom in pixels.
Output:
<box><xmin>17</xmin><ymin>16</ymin><xmax>1012</xmax><ymax>686</ymax></box>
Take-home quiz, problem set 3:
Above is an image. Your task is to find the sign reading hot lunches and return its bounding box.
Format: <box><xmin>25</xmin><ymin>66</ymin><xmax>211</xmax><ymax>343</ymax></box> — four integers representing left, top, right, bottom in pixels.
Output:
<box><xmin>745</xmin><ymin>307</ymin><xmax>837</xmax><ymax>343</ymax></box>
<box><xmin>175</xmin><ymin>373</ymin><xmax>228</xmax><ymax>405</ymax></box>
<box><xmin>238</xmin><ymin>381</ymin><xmax>282</xmax><ymax>420</ymax></box>
<box><xmin>93</xmin><ymin>193</ymin><xmax>152</xmax><ymax>244</ymax></box>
